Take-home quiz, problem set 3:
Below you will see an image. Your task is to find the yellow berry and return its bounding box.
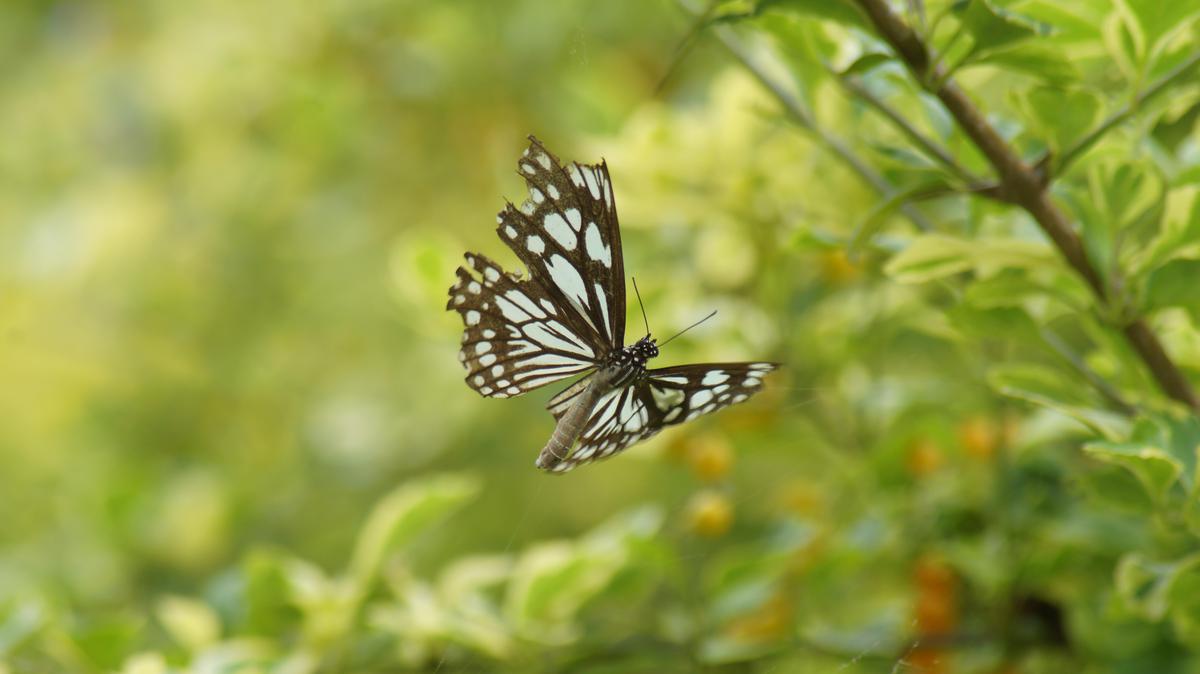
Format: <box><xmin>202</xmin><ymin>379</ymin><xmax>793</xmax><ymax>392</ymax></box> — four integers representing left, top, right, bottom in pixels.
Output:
<box><xmin>687</xmin><ymin>490</ymin><xmax>733</xmax><ymax>537</ymax></box>
<box><xmin>777</xmin><ymin>480</ymin><xmax>825</xmax><ymax>517</ymax></box>
<box><xmin>687</xmin><ymin>434</ymin><xmax>734</xmax><ymax>482</ymax></box>
<box><xmin>958</xmin><ymin>415</ymin><xmax>998</xmax><ymax>460</ymax></box>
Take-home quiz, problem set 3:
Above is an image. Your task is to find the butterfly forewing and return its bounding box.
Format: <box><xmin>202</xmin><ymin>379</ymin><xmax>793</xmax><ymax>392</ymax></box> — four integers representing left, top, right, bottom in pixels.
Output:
<box><xmin>497</xmin><ymin>137</ymin><xmax>626</xmax><ymax>349</ymax></box>
<box><xmin>545</xmin><ymin>362</ymin><xmax>780</xmax><ymax>472</ymax></box>
<box><xmin>447</xmin><ymin>253</ymin><xmax>598</xmax><ymax>398</ymax></box>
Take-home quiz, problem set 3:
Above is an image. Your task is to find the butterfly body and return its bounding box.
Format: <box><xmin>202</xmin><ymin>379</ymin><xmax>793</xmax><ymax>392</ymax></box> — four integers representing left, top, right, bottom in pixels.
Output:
<box><xmin>536</xmin><ymin>336</ymin><xmax>659</xmax><ymax>470</ymax></box>
<box><xmin>449</xmin><ymin>136</ymin><xmax>778</xmax><ymax>473</ymax></box>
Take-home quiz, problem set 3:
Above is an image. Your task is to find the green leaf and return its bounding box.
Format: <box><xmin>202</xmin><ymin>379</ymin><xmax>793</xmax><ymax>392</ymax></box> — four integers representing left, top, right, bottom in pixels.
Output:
<box><xmin>850</xmin><ymin>181</ymin><xmax>953</xmax><ymax>254</ymax></box>
<box><xmin>1143</xmin><ymin>258</ymin><xmax>1200</xmax><ymax>319</ymax></box>
<box><xmin>156</xmin><ymin>596</ymin><xmax>221</xmax><ymax>653</ymax></box>
<box><xmin>884</xmin><ymin>235</ymin><xmax>973</xmax><ymax>283</ymax></box>
<box><xmin>1015</xmin><ymin>0</ymin><xmax>1107</xmax><ymax>44</ymax></box>
<box><xmin>1116</xmin><ymin>552</ymin><xmax>1200</xmax><ymax>621</ymax></box>
<box><xmin>69</xmin><ymin>614</ymin><xmax>145</xmax><ymax>671</ymax></box>
<box><xmin>1083</xmin><ymin>440</ymin><xmax>1183</xmax><ymax>503</ymax></box>
<box><xmin>761</xmin><ymin>0</ymin><xmax>869</xmax><ymax>29</ymax></box>
<box><xmin>947</xmin><ymin>304</ymin><xmax>1041</xmax><ymax>343</ymax></box>
<box><xmin>963</xmin><ymin>270</ymin><xmax>1046</xmax><ymax>308</ymax></box>
<box><xmin>1017</xmin><ymin>86</ymin><xmax>1101</xmax><ymax>154</ymax></box>
<box><xmin>709</xmin><ymin>0</ymin><xmax>758</xmax><ymax>23</ymax></box>
<box><xmin>1139</xmin><ymin>409</ymin><xmax>1200</xmax><ymax>493</ymax></box>
<box><xmin>971</xmin><ymin>44</ymin><xmax>1079</xmax><ymax>86</ymax></box>
<box><xmin>962</xmin><ymin>267</ymin><xmax>1092</xmax><ymax>314</ymax></box>
<box><xmin>1169</xmin><ymin>562</ymin><xmax>1200</xmax><ymax>642</ymax></box>
<box><xmin>1121</xmin><ymin>0</ymin><xmax>1200</xmax><ymax>60</ymax></box>
<box><xmin>1132</xmin><ymin>186</ymin><xmax>1200</xmax><ymax>275</ymax></box>
<box><xmin>238</xmin><ymin>549</ymin><xmax>299</xmax><ymax>637</ymax></box>
<box><xmin>1102</xmin><ymin>12</ymin><xmax>1143</xmax><ymax>78</ymax></box>
<box><xmin>885</xmin><ymin>235</ymin><xmax>1058</xmax><ymax>284</ymax></box>
<box><xmin>505</xmin><ymin>507</ymin><xmax>663</xmax><ymax>643</ymax></box>
<box><xmin>349</xmin><ymin>474</ymin><xmax>481</xmax><ymax>588</ymax></box>
<box><xmin>958</xmin><ymin>0</ymin><xmax>1048</xmax><ymax>56</ymax></box>
<box><xmin>839</xmin><ymin>52</ymin><xmax>893</xmax><ymax>77</ymax></box>
<box><xmin>1077</xmin><ymin>464</ymin><xmax>1155</xmax><ymax>514</ymax></box>
<box><xmin>987</xmin><ymin>363</ymin><xmax>1130</xmax><ymax>440</ymax></box>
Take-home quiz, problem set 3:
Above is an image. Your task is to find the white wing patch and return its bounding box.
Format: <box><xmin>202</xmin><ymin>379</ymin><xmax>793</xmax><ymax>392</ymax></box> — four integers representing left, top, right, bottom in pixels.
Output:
<box><xmin>584</xmin><ymin>223</ymin><xmax>612</xmax><ymax>268</ymax></box>
<box><xmin>544</xmin><ymin>213</ymin><xmax>577</xmax><ymax>250</ymax></box>
<box><xmin>545</xmin><ymin>254</ymin><xmax>592</xmax><ymax>322</ymax></box>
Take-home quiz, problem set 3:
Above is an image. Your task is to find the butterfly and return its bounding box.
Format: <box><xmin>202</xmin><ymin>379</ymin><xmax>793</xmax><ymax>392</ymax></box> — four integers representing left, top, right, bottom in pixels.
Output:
<box><xmin>447</xmin><ymin>136</ymin><xmax>778</xmax><ymax>472</ymax></box>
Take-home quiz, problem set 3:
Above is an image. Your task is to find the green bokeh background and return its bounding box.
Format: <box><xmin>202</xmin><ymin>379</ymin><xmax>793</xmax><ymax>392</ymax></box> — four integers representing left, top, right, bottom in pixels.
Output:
<box><xmin>4</xmin><ymin>0</ymin><xmax>1200</xmax><ymax>672</ymax></box>
<box><xmin>1</xmin><ymin>0</ymin><xmax>711</xmax><ymax>583</ymax></box>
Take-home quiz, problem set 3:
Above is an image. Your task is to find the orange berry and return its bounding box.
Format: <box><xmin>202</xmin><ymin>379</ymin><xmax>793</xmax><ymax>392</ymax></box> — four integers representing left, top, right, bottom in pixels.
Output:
<box><xmin>906</xmin><ymin>438</ymin><xmax>943</xmax><ymax>477</ymax></box>
<box><xmin>902</xmin><ymin>647</ymin><xmax>946</xmax><ymax>674</ymax></box>
<box><xmin>915</xmin><ymin>594</ymin><xmax>958</xmax><ymax>635</ymax></box>
<box><xmin>958</xmin><ymin>415</ymin><xmax>998</xmax><ymax>460</ymax></box>
<box><xmin>914</xmin><ymin>555</ymin><xmax>958</xmax><ymax>636</ymax></box>
<box><xmin>914</xmin><ymin>555</ymin><xmax>956</xmax><ymax>593</ymax></box>
<box><xmin>687</xmin><ymin>433</ymin><xmax>734</xmax><ymax>482</ymax></box>
<box><xmin>686</xmin><ymin>490</ymin><xmax>734</xmax><ymax>537</ymax></box>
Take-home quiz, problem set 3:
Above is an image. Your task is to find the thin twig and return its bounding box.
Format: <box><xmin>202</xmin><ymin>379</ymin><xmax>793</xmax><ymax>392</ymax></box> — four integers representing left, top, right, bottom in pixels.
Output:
<box><xmin>834</xmin><ymin>71</ymin><xmax>983</xmax><ymax>186</ymax></box>
<box><xmin>852</xmin><ymin>0</ymin><xmax>1199</xmax><ymax>412</ymax></box>
<box><xmin>1039</xmin><ymin>327</ymin><xmax>1137</xmax><ymax>416</ymax></box>
<box><xmin>687</xmin><ymin>8</ymin><xmax>936</xmax><ymax>232</ymax></box>
<box><xmin>1049</xmin><ymin>50</ymin><xmax>1200</xmax><ymax>178</ymax></box>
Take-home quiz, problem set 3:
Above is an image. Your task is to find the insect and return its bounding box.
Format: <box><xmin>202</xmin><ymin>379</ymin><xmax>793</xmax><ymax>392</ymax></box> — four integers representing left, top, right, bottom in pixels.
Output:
<box><xmin>447</xmin><ymin>136</ymin><xmax>778</xmax><ymax>472</ymax></box>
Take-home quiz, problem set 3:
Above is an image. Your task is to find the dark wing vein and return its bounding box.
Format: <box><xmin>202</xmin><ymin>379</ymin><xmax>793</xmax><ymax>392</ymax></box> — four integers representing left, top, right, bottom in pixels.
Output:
<box><xmin>447</xmin><ymin>253</ymin><xmax>599</xmax><ymax>398</ymax></box>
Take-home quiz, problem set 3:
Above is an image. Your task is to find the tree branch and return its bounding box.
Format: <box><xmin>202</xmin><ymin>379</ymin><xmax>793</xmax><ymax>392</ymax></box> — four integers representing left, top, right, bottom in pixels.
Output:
<box><xmin>851</xmin><ymin>0</ymin><xmax>1199</xmax><ymax>412</ymax></box>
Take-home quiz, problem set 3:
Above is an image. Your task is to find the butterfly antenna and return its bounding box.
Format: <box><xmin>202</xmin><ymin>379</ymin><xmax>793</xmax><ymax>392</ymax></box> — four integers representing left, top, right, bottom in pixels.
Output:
<box><xmin>632</xmin><ymin>277</ymin><xmax>651</xmax><ymax>337</ymax></box>
<box><xmin>658</xmin><ymin>310</ymin><xmax>718</xmax><ymax>348</ymax></box>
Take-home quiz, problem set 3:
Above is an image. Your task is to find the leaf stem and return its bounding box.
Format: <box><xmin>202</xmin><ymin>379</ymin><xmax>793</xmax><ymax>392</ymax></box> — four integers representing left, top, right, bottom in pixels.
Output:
<box><xmin>689</xmin><ymin>9</ymin><xmax>936</xmax><ymax>232</ymax></box>
<box><xmin>834</xmin><ymin>70</ymin><xmax>983</xmax><ymax>186</ymax></box>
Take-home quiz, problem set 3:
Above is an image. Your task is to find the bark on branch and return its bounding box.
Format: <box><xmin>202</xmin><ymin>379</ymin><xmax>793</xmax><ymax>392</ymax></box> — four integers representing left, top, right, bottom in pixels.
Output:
<box><xmin>852</xmin><ymin>0</ymin><xmax>1199</xmax><ymax>412</ymax></box>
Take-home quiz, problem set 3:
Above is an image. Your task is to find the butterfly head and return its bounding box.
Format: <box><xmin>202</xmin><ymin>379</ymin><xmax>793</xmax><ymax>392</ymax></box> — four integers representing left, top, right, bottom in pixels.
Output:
<box><xmin>631</xmin><ymin>335</ymin><xmax>659</xmax><ymax>362</ymax></box>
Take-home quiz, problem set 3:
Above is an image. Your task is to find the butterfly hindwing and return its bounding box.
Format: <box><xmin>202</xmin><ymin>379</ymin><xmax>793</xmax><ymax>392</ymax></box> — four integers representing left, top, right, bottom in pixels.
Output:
<box><xmin>546</xmin><ymin>362</ymin><xmax>780</xmax><ymax>472</ymax></box>
<box><xmin>497</xmin><ymin>137</ymin><xmax>626</xmax><ymax>349</ymax></box>
<box><xmin>643</xmin><ymin>362</ymin><xmax>779</xmax><ymax>425</ymax></box>
<box><xmin>448</xmin><ymin>253</ymin><xmax>598</xmax><ymax>398</ymax></box>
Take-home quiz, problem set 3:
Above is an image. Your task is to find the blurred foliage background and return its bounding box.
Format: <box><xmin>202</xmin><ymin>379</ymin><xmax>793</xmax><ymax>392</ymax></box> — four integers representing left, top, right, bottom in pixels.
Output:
<box><xmin>2</xmin><ymin>0</ymin><xmax>1200</xmax><ymax>672</ymax></box>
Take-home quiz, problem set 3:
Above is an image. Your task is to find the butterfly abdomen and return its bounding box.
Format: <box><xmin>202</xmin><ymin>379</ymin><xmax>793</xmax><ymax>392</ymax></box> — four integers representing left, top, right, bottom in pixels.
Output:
<box><xmin>536</xmin><ymin>365</ymin><xmax>627</xmax><ymax>472</ymax></box>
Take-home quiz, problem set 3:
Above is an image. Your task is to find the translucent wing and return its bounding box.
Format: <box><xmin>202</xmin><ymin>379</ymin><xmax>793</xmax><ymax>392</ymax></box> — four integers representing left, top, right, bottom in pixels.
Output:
<box><xmin>498</xmin><ymin>136</ymin><xmax>626</xmax><ymax>348</ymax></box>
<box><xmin>447</xmin><ymin>253</ymin><xmax>599</xmax><ymax>398</ymax></box>
<box><xmin>544</xmin><ymin>362</ymin><xmax>779</xmax><ymax>472</ymax></box>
